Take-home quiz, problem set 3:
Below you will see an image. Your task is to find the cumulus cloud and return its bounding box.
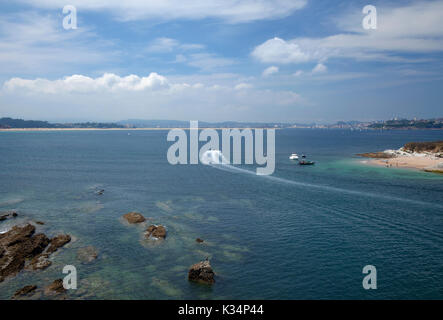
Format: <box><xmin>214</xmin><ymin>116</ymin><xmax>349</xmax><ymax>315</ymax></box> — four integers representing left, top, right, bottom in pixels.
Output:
<box><xmin>15</xmin><ymin>0</ymin><xmax>307</xmax><ymax>23</ymax></box>
<box><xmin>312</xmin><ymin>63</ymin><xmax>327</xmax><ymax>74</ymax></box>
<box><xmin>262</xmin><ymin>66</ymin><xmax>279</xmax><ymax>77</ymax></box>
<box><xmin>252</xmin><ymin>1</ymin><xmax>443</xmax><ymax>64</ymax></box>
<box><xmin>0</xmin><ymin>73</ymin><xmax>303</xmax><ymax>121</ymax></box>
<box><xmin>4</xmin><ymin>73</ymin><xmax>169</xmax><ymax>93</ymax></box>
<box><xmin>252</xmin><ymin>37</ymin><xmax>316</xmax><ymax>64</ymax></box>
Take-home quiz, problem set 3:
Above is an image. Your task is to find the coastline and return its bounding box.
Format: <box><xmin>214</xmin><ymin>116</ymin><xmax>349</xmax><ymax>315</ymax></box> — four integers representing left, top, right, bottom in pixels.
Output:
<box><xmin>0</xmin><ymin>127</ymin><xmax>280</xmax><ymax>132</ymax></box>
<box><xmin>358</xmin><ymin>146</ymin><xmax>443</xmax><ymax>174</ymax></box>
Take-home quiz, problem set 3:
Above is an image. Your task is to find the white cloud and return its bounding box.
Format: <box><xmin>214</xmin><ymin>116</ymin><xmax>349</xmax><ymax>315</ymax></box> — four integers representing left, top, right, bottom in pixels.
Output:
<box><xmin>0</xmin><ymin>73</ymin><xmax>303</xmax><ymax>121</ymax></box>
<box><xmin>4</xmin><ymin>73</ymin><xmax>169</xmax><ymax>93</ymax></box>
<box><xmin>146</xmin><ymin>38</ymin><xmax>205</xmax><ymax>53</ymax></box>
<box><xmin>235</xmin><ymin>83</ymin><xmax>253</xmax><ymax>90</ymax></box>
<box><xmin>252</xmin><ymin>37</ymin><xmax>314</xmax><ymax>64</ymax></box>
<box><xmin>0</xmin><ymin>12</ymin><xmax>113</xmax><ymax>74</ymax></box>
<box><xmin>293</xmin><ymin>70</ymin><xmax>303</xmax><ymax>77</ymax></box>
<box><xmin>145</xmin><ymin>38</ymin><xmax>180</xmax><ymax>53</ymax></box>
<box><xmin>252</xmin><ymin>1</ymin><xmax>443</xmax><ymax>64</ymax></box>
<box><xmin>312</xmin><ymin>63</ymin><xmax>327</xmax><ymax>74</ymax></box>
<box><xmin>15</xmin><ymin>0</ymin><xmax>307</xmax><ymax>23</ymax></box>
<box><xmin>262</xmin><ymin>66</ymin><xmax>279</xmax><ymax>77</ymax></box>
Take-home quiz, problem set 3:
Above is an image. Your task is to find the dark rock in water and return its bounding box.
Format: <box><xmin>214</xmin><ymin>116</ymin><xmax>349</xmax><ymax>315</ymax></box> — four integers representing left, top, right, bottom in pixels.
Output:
<box><xmin>188</xmin><ymin>260</ymin><xmax>215</xmax><ymax>284</ymax></box>
<box><xmin>145</xmin><ymin>225</ymin><xmax>167</xmax><ymax>239</ymax></box>
<box><xmin>96</xmin><ymin>189</ymin><xmax>104</xmax><ymax>195</ymax></box>
<box><xmin>0</xmin><ymin>224</ymin><xmax>50</xmax><ymax>282</ymax></box>
<box><xmin>12</xmin><ymin>285</ymin><xmax>37</xmax><ymax>299</ymax></box>
<box><xmin>196</xmin><ymin>238</ymin><xmax>204</xmax><ymax>243</ymax></box>
<box><xmin>123</xmin><ymin>212</ymin><xmax>146</xmax><ymax>224</ymax></box>
<box><xmin>44</xmin><ymin>279</ymin><xmax>66</xmax><ymax>296</ymax></box>
<box><xmin>0</xmin><ymin>211</ymin><xmax>18</xmax><ymax>222</ymax></box>
<box><xmin>46</xmin><ymin>234</ymin><xmax>71</xmax><ymax>254</ymax></box>
<box><xmin>35</xmin><ymin>221</ymin><xmax>45</xmax><ymax>225</ymax></box>
<box><xmin>77</xmin><ymin>246</ymin><xmax>98</xmax><ymax>264</ymax></box>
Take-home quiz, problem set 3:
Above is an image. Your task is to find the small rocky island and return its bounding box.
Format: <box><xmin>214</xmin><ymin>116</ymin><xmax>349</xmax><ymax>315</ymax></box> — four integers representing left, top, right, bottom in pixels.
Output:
<box><xmin>188</xmin><ymin>260</ymin><xmax>215</xmax><ymax>285</ymax></box>
<box><xmin>358</xmin><ymin>141</ymin><xmax>443</xmax><ymax>173</ymax></box>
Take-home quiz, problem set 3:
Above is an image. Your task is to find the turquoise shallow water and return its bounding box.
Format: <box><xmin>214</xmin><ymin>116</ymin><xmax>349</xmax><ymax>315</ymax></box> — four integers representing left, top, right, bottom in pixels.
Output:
<box><xmin>0</xmin><ymin>129</ymin><xmax>442</xmax><ymax>299</ymax></box>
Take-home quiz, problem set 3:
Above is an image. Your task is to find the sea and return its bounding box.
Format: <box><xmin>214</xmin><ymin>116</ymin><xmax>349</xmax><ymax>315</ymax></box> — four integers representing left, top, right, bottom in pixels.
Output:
<box><xmin>0</xmin><ymin>128</ymin><xmax>442</xmax><ymax>299</ymax></box>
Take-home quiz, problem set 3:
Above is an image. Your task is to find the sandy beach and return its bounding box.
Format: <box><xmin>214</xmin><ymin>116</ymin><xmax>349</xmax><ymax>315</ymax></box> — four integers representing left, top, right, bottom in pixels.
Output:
<box><xmin>367</xmin><ymin>156</ymin><xmax>443</xmax><ymax>171</ymax></box>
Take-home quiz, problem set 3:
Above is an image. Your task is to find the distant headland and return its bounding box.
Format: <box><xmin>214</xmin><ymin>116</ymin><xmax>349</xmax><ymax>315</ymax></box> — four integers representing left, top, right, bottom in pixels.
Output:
<box><xmin>0</xmin><ymin>117</ymin><xmax>442</xmax><ymax>130</ymax></box>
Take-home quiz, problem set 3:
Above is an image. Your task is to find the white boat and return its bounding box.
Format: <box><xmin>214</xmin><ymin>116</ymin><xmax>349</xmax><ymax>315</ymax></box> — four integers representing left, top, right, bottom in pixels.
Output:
<box><xmin>289</xmin><ymin>153</ymin><xmax>299</xmax><ymax>160</ymax></box>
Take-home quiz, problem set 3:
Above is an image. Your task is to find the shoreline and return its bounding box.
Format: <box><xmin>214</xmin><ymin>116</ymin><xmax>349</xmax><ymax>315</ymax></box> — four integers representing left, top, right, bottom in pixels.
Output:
<box><xmin>358</xmin><ymin>148</ymin><xmax>443</xmax><ymax>174</ymax></box>
<box><xmin>0</xmin><ymin>127</ymin><xmax>280</xmax><ymax>132</ymax></box>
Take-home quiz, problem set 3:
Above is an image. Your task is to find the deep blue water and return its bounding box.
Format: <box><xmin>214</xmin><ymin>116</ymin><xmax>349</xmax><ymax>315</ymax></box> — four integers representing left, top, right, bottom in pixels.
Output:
<box><xmin>0</xmin><ymin>129</ymin><xmax>442</xmax><ymax>299</ymax></box>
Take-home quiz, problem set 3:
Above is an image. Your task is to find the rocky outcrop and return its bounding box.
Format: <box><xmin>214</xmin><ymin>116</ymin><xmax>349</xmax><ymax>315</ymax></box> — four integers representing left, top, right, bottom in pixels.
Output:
<box><xmin>0</xmin><ymin>211</ymin><xmax>18</xmax><ymax>222</ymax></box>
<box><xmin>188</xmin><ymin>260</ymin><xmax>215</xmax><ymax>284</ymax></box>
<box><xmin>46</xmin><ymin>234</ymin><xmax>71</xmax><ymax>254</ymax></box>
<box><xmin>28</xmin><ymin>253</ymin><xmax>51</xmax><ymax>270</ymax></box>
<box><xmin>12</xmin><ymin>285</ymin><xmax>37</xmax><ymax>299</ymax></box>
<box><xmin>357</xmin><ymin>152</ymin><xmax>395</xmax><ymax>159</ymax></box>
<box><xmin>123</xmin><ymin>212</ymin><xmax>146</xmax><ymax>224</ymax></box>
<box><xmin>44</xmin><ymin>279</ymin><xmax>66</xmax><ymax>296</ymax></box>
<box><xmin>196</xmin><ymin>238</ymin><xmax>204</xmax><ymax>243</ymax></box>
<box><xmin>0</xmin><ymin>224</ymin><xmax>71</xmax><ymax>281</ymax></box>
<box><xmin>77</xmin><ymin>246</ymin><xmax>98</xmax><ymax>264</ymax></box>
<box><xmin>0</xmin><ymin>224</ymin><xmax>50</xmax><ymax>282</ymax></box>
<box><xmin>145</xmin><ymin>225</ymin><xmax>166</xmax><ymax>239</ymax></box>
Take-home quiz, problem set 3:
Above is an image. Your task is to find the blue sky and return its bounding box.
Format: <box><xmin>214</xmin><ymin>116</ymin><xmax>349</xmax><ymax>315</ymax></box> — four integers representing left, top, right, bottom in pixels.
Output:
<box><xmin>0</xmin><ymin>0</ymin><xmax>442</xmax><ymax>123</ymax></box>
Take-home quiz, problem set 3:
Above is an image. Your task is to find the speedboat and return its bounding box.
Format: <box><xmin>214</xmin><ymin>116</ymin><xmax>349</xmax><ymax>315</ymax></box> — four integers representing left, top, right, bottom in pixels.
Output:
<box><xmin>289</xmin><ymin>153</ymin><xmax>299</xmax><ymax>160</ymax></box>
<box><xmin>299</xmin><ymin>160</ymin><xmax>315</xmax><ymax>165</ymax></box>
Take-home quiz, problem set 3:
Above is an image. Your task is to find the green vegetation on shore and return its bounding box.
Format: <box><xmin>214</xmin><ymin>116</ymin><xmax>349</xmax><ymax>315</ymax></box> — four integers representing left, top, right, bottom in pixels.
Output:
<box><xmin>403</xmin><ymin>141</ymin><xmax>443</xmax><ymax>153</ymax></box>
<box><xmin>0</xmin><ymin>118</ymin><xmax>124</xmax><ymax>129</ymax></box>
<box><xmin>369</xmin><ymin>118</ymin><xmax>443</xmax><ymax>130</ymax></box>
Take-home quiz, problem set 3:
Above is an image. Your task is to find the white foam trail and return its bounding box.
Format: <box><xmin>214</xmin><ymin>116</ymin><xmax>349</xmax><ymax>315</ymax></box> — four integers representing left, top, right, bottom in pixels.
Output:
<box><xmin>200</xmin><ymin>150</ymin><xmax>229</xmax><ymax>165</ymax></box>
<box><xmin>200</xmin><ymin>150</ymin><xmax>443</xmax><ymax>209</ymax></box>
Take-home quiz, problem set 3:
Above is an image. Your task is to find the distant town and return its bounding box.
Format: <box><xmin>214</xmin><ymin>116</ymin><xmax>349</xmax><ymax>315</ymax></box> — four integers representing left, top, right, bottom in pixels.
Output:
<box><xmin>0</xmin><ymin>117</ymin><xmax>442</xmax><ymax>130</ymax></box>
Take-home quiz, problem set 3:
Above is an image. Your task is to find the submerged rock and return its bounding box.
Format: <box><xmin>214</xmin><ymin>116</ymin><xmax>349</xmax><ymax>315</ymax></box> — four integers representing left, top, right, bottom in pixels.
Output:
<box><xmin>188</xmin><ymin>260</ymin><xmax>215</xmax><ymax>284</ymax></box>
<box><xmin>123</xmin><ymin>212</ymin><xmax>146</xmax><ymax>224</ymax></box>
<box><xmin>35</xmin><ymin>221</ymin><xmax>45</xmax><ymax>225</ymax></box>
<box><xmin>145</xmin><ymin>225</ymin><xmax>167</xmax><ymax>239</ymax></box>
<box><xmin>77</xmin><ymin>246</ymin><xmax>98</xmax><ymax>264</ymax></box>
<box><xmin>0</xmin><ymin>211</ymin><xmax>18</xmax><ymax>222</ymax></box>
<box><xmin>0</xmin><ymin>224</ymin><xmax>50</xmax><ymax>282</ymax></box>
<box><xmin>12</xmin><ymin>285</ymin><xmax>37</xmax><ymax>299</ymax></box>
<box><xmin>44</xmin><ymin>279</ymin><xmax>66</xmax><ymax>296</ymax></box>
<box><xmin>196</xmin><ymin>238</ymin><xmax>204</xmax><ymax>243</ymax></box>
<box><xmin>46</xmin><ymin>234</ymin><xmax>71</xmax><ymax>254</ymax></box>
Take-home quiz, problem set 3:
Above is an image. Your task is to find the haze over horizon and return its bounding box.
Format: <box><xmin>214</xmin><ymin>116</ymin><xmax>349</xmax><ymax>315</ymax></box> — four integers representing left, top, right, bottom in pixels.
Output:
<box><xmin>1</xmin><ymin>0</ymin><xmax>443</xmax><ymax>123</ymax></box>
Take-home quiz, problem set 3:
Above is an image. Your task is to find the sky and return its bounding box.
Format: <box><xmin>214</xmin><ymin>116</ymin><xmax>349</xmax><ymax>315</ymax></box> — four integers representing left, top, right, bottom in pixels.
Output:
<box><xmin>0</xmin><ymin>0</ymin><xmax>442</xmax><ymax>123</ymax></box>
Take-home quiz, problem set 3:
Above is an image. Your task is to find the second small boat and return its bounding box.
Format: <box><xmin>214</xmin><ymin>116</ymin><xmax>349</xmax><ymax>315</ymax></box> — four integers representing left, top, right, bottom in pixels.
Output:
<box><xmin>298</xmin><ymin>160</ymin><xmax>315</xmax><ymax>165</ymax></box>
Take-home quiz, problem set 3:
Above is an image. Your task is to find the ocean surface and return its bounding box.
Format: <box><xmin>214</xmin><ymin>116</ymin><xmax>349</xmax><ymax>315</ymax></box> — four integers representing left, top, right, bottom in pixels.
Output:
<box><xmin>0</xmin><ymin>128</ymin><xmax>442</xmax><ymax>299</ymax></box>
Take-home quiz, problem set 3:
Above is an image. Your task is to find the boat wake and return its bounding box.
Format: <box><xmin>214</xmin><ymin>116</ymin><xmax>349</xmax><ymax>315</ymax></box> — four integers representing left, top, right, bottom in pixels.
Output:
<box><xmin>200</xmin><ymin>150</ymin><xmax>443</xmax><ymax>209</ymax></box>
